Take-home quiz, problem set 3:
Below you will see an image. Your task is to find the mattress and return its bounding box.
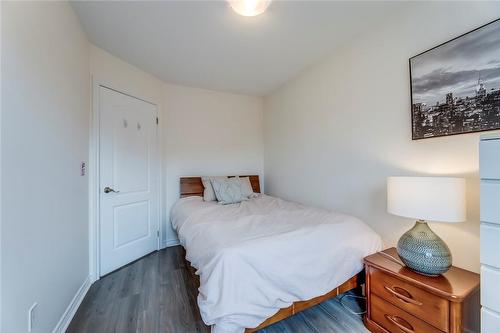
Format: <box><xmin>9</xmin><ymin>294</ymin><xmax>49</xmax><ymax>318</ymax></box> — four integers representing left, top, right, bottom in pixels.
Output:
<box><xmin>171</xmin><ymin>194</ymin><xmax>382</xmax><ymax>333</ymax></box>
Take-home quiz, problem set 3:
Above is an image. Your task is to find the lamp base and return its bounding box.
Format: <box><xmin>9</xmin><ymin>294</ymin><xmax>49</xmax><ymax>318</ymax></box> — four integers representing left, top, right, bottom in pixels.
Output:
<box><xmin>397</xmin><ymin>220</ymin><xmax>452</xmax><ymax>276</ymax></box>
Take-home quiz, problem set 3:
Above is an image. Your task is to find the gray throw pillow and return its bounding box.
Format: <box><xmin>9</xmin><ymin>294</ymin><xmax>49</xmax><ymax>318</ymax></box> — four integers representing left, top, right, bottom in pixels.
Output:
<box><xmin>201</xmin><ymin>176</ymin><xmax>227</xmax><ymax>201</ymax></box>
<box><xmin>210</xmin><ymin>177</ymin><xmax>248</xmax><ymax>204</ymax></box>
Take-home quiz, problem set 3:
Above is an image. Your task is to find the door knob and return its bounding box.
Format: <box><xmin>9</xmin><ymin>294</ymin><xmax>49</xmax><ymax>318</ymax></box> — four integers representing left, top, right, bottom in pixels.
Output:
<box><xmin>104</xmin><ymin>187</ymin><xmax>119</xmax><ymax>193</ymax></box>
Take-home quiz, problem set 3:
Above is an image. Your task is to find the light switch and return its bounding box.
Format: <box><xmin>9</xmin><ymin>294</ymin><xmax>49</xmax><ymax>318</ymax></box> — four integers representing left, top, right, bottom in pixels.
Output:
<box><xmin>81</xmin><ymin>162</ymin><xmax>86</xmax><ymax>176</ymax></box>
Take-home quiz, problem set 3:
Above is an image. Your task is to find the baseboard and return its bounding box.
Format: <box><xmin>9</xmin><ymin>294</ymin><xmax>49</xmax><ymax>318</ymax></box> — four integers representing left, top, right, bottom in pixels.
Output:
<box><xmin>164</xmin><ymin>238</ymin><xmax>180</xmax><ymax>248</ymax></box>
<box><xmin>52</xmin><ymin>275</ymin><xmax>91</xmax><ymax>333</ymax></box>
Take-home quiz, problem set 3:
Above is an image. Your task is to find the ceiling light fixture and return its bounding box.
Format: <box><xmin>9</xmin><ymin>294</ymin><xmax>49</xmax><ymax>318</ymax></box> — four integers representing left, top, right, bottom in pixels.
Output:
<box><xmin>228</xmin><ymin>0</ymin><xmax>272</xmax><ymax>17</ymax></box>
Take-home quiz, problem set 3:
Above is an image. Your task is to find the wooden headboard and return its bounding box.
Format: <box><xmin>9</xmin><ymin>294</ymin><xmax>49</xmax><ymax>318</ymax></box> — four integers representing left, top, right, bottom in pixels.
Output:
<box><xmin>180</xmin><ymin>175</ymin><xmax>261</xmax><ymax>198</ymax></box>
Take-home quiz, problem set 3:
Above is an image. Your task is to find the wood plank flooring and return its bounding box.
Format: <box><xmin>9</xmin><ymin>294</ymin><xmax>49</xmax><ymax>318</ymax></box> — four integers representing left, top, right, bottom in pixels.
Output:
<box><xmin>68</xmin><ymin>246</ymin><xmax>369</xmax><ymax>333</ymax></box>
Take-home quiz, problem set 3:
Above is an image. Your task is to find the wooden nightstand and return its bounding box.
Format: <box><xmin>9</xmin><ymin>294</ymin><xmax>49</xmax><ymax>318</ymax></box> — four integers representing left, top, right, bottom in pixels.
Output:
<box><xmin>364</xmin><ymin>248</ymin><xmax>480</xmax><ymax>333</ymax></box>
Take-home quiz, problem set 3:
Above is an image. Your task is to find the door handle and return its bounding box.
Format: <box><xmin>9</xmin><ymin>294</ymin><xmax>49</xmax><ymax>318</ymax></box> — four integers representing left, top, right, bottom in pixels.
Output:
<box><xmin>384</xmin><ymin>314</ymin><xmax>415</xmax><ymax>333</ymax></box>
<box><xmin>103</xmin><ymin>187</ymin><xmax>119</xmax><ymax>193</ymax></box>
<box><xmin>384</xmin><ymin>286</ymin><xmax>423</xmax><ymax>306</ymax></box>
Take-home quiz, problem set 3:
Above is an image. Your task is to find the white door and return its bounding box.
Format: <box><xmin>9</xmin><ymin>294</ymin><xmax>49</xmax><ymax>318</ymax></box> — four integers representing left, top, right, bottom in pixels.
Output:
<box><xmin>99</xmin><ymin>86</ymin><xmax>159</xmax><ymax>276</ymax></box>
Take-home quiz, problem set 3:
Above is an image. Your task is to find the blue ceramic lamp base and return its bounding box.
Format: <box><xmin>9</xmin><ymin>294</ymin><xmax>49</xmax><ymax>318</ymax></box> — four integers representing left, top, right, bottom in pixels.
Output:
<box><xmin>397</xmin><ymin>220</ymin><xmax>452</xmax><ymax>276</ymax></box>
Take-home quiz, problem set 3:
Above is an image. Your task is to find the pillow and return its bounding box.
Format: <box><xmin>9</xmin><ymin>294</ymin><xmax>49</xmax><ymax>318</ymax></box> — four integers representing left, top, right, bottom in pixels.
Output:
<box><xmin>238</xmin><ymin>176</ymin><xmax>257</xmax><ymax>198</ymax></box>
<box><xmin>210</xmin><ymin>177</ymin><xmax>248</xmax><ymax>205</ymax></box>
<box><xmin>201</xmin><ymin>176</ymin><xmax>227</xmax><ymax>201</ymax></box>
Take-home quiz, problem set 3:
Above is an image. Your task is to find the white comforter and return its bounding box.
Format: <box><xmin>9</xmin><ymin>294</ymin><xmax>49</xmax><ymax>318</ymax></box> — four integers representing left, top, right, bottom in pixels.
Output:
<box><xmin>171</xmin><ymin>194</ymin><xmax>382</xmax><ymax>333</ymax></box>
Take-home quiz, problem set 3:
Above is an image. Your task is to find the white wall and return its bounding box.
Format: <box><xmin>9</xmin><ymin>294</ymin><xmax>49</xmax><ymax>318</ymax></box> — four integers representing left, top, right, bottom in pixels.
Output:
<box><xmin>89</xmin><ymin>46</ymin><xmax>264</xmax><ymax>248</ymax></box>
<box><xmin>1</xmin><ymin>2</ymin><xmax>90</xmax><ymax>332</ymax></box>
<box><xmin>163</xmin><ymin>83</ymin><xmax>264</xmax><ymax>244</ymax></box>
<box><xmin>264</xmin><ymin>2</ymin><xmax>500</xmax><ymax>274</ymax></box>
<box><xmin>90</xmin><ymin>45</ymin><xmax>164</xmax><ymax>105</ymax></box>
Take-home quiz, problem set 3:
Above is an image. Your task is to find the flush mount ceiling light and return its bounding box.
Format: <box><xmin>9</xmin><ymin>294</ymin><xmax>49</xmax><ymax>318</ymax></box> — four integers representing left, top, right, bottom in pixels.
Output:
<box><xmin>228</xmin><ymin>0</ymin><xmax>272</xmax><ymax>17</ymax></box>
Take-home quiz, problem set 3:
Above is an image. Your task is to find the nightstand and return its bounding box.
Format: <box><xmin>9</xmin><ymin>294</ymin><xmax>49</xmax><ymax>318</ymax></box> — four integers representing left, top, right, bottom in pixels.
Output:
<box><xmin>364</xmin><ymin>248</ymin><xmax>480</xmax><ymax>333</ymax></box>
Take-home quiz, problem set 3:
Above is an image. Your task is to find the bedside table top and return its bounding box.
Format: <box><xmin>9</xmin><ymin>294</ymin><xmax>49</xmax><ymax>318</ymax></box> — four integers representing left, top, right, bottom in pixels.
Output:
<box><xmin>364</xmin><ymin>247</ymin><xmax>480</xmax><ymax>301</ymax></box>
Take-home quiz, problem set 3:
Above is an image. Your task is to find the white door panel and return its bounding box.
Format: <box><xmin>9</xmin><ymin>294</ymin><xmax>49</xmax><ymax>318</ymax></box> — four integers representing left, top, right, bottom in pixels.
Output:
<box><xmin>113</xmin><ymin>200</ymin><xmax>150</xmax><ymax>248</ymax></box>
<box><xmin>99</xmin><ymin>86</ymin><xmax>159</xmax><ymax>276</ymax></box>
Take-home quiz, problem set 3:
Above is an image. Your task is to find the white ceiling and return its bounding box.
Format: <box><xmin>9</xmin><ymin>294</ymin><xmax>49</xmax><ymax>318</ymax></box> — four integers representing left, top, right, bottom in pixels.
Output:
<box><xmin>71</xmin><ymin>1</ymin><xmax>406</xmax><ymax>96</ymax></box>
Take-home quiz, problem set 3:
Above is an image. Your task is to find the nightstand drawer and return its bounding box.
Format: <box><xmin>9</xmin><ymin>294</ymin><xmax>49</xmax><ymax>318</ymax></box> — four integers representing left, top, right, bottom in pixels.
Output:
<box><xmin>482</xmin><ymin>308</ymin><xmax>500</xmax><ymax>332</ymax></box>
<box><xmin>480</xmin><ymin>181</ymin><xmax>500</xmax><ymax>224</ymax></box>
<box><xmin>371</xmin><ymin>294</ymin><xmax>443</xmax><ymax>333</ymax></box>
<box><xmin>370</xmin><ymin>268</ymin><xmax>449</xmax><ymax>332</ymax></box>
<box><xmin>480</xmin><ymin>139</ymin><xmax>500</xmax><ymax>179</ymax></box>
<box><xmin>481</xmin><ymin>266</ymin><xmax>500</xmax><ymax>313</ymax></box>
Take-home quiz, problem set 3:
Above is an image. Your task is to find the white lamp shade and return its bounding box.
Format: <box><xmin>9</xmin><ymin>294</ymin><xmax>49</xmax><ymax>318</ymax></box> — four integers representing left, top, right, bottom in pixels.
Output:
<box><xmin>387</xmin><ymin>177</ymin><xmax>466</xmax><ymax>223</ymax></box>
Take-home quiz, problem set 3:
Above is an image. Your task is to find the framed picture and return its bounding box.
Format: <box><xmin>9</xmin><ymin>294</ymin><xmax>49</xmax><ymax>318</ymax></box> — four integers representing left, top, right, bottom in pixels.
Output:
<box><xmin>410</xmin><ymin>18</ymin><xmax>500</xmax><ymax>140</ymax></box>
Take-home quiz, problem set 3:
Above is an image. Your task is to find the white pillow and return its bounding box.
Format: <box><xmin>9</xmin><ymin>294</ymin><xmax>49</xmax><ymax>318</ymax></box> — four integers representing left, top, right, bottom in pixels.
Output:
<box><xmin>201</xmin><ymin>176</ymin><xmax>227</xmax><ymax>201</ymax></box>
<box><xmin>238</xmin><ymin>176</ymin><xmax>256</xmax><ymax>198</ymax></box>
<box><xmin>210</xmin><ymin>177</ymin><xmax>248</xmax><ymax>205</ymax></box>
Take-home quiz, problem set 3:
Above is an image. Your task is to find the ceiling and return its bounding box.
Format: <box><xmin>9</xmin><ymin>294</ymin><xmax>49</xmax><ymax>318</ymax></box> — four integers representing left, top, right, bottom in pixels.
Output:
<box><xmin>71</xmin><ymin>1</ymin><xmax>406</xmax><ymax>96</ymax></box>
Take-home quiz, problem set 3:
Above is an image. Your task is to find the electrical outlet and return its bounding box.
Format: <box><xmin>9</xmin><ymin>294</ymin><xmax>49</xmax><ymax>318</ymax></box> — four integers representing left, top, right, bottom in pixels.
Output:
<box><xmin>28</xmin><ymin>302</ymin><xmax>37</xmax><ymax>332</ymax></box>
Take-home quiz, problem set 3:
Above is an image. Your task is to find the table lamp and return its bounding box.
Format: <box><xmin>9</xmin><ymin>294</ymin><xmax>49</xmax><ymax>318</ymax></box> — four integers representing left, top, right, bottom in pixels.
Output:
<box><xmin>387</xmin><ymin>176</ymin><xmax>466</xmax><ymax>276</ymax></box>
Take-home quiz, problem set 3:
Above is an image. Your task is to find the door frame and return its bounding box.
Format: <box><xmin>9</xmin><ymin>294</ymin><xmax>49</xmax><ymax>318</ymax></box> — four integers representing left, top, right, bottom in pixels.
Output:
<box><xmin>89</xmin><ymin>78</ymin><xmax>161</xmax><ymax>282</ymax></box>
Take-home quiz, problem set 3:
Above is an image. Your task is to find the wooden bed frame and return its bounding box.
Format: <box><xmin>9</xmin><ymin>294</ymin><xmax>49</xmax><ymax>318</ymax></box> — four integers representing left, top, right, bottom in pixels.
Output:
<box><xmin>179</xmin><ymin>175</ymin><xmax>361</xmax><ymax>332</ymax></box>
<box><xmin>180</xmin><ymin>175</ymin><xmax>261</xmax><ymax>198</ymax></box>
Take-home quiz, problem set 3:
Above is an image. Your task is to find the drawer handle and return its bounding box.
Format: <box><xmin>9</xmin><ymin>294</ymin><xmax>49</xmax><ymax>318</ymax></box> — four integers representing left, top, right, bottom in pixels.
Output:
<box><xmin>384</xmin><ymin>286</ymin><xmax>423</xmax><ymax>306</ymax></box>
<box><xmin>385</xmin><ymin>314</ymin><xmax>415</xmax><ymax>333</ymax></box>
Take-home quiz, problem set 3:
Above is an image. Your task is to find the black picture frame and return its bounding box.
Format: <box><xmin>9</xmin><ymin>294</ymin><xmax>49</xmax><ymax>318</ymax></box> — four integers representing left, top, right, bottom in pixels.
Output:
<box><xmin>409</xmin><ymin>18</ymin><xmax>500</xmax><ymax>140</ymax></box>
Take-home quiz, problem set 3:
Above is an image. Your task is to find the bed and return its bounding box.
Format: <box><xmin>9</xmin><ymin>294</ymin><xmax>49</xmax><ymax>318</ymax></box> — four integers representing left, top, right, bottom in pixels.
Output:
<box><xmin>172</xmin><ymin>175</ymin><xmax>382</xmax><ymax>333</ymax></box>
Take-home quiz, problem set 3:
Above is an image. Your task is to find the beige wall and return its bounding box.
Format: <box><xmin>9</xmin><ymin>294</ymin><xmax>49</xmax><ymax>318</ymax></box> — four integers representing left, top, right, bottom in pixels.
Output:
<box><xmin>1</xmin><ymin>2</ymin><xmax>90</xmax><ymax>332</ymax></box>
<box><xmin>89</xmin><ymin>46</ymin><xmax>264</xmax><ymax>248</ymax></box>
<box><xmin>264</xmin><ymin>2</ymin><xmax>500</xmax><ymax>274</ymax></box>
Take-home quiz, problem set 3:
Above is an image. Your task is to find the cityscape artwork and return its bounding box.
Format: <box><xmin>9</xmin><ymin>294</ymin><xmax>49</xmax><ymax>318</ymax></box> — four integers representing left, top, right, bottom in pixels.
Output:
<box><xmin>410</xmin><ymin>19</ymin><xmax>500</xmax><ymax>140</ymax></box>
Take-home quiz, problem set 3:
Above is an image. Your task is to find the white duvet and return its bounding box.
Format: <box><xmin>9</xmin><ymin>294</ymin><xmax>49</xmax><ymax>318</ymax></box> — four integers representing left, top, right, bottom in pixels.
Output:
<box><xmin>171</xmin><ymin>194</ymin><xmax>382</xmax><ymax>333</ymax></box>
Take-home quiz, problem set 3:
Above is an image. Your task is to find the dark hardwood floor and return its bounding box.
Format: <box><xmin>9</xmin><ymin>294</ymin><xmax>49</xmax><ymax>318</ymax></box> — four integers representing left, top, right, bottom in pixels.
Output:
<box><xmin>68</xmin><ymin>246</ymin><xmax>369</xmax><ymax>333</ymax></box>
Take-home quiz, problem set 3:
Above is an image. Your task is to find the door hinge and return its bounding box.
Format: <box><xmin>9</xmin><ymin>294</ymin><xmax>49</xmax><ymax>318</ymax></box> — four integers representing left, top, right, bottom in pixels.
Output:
<box><xmin>156</xmin><ymin>117</ymin><xmax>159</xmax><ymax>125</ymax></box>
<box><xmin>157</xmin><ymin>230</ymin><xmax>160</xmax><ymax>238</ymax></box>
